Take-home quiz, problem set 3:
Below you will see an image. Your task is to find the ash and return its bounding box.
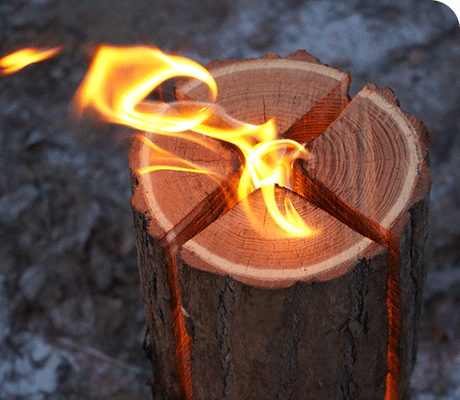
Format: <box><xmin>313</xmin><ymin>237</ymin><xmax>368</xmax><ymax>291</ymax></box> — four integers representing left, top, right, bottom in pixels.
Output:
<box><xmin>0</xmin><ymin>0</ymin><xmax>459</xmax><ymax>399</ymax></box>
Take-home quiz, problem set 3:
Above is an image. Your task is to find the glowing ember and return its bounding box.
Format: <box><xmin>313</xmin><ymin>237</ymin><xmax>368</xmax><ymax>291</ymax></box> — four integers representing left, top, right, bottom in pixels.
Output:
<box><xmin>74</xmin><ymin>45</ymin><xmax>317</xmax><ymax>237</ymax></box>
<box><xmin>0</xmin><ymin>45</ymin><xmax>64</xmax><ymax>75</ymax></box>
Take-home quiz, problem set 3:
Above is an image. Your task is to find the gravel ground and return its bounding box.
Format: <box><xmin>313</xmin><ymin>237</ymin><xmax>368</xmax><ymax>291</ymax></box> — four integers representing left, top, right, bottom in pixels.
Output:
<box><xmin>0</xmin><ymin>0</ymin><xmax>459</xmax><ymax>399</ymax></box>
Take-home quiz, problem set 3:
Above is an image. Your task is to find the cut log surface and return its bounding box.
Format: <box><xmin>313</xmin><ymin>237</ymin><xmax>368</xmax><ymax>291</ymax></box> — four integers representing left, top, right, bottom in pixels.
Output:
<box><xmin>130</xmin><ymin>51</ymin><xmax>430</xmax><ymax>400</ymax></box>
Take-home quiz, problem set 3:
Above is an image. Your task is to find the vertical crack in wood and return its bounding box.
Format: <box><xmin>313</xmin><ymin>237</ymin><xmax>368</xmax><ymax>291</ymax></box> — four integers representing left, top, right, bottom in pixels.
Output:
<box><xmin>340</xmin><ymin>258</ymin><xmax>370</xmax><ymax>399</ymax></box>
<box><xmin>340</xmin><ymin>320</ymin><xmax>358</xmax><ymax>399</ymax></box>
<box><xmin>217</xmin><ymin>276</ymin><xmax>235</xmax><ymax>398</ymax></box>
<box><xmin>282</xmin><ymin>284</ymin><xmax>303</xmax><ymax>399</ymax></box>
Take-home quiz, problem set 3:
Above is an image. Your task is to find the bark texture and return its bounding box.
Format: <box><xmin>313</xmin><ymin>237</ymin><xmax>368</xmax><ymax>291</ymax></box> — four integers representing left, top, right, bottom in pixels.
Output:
<box><xmin>131</xmin><ymin>201</ymin><xmax>428</xmax><ymax>400</ymax></box>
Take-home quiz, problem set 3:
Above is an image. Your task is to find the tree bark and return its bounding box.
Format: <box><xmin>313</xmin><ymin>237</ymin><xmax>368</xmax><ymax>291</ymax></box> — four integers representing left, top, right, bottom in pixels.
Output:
<box><xmin>130</xmin><ymin>51</ymin><xmax>430</xmax><ymax>400</ymax></box>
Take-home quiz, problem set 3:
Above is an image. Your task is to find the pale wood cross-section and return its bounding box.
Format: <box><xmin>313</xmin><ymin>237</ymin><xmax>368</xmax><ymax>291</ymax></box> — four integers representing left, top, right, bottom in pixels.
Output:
<box><xmin>130</xmin><ymin>50</ymin><xmax>430</xmax><ymax>400</ymax></box>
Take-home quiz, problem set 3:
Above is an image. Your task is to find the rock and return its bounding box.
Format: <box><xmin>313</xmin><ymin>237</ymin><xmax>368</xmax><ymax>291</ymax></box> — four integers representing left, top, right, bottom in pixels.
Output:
<box><xmin>0</xmin><ymin>185</ymin><xmax>39</xmax><ymax>225</ymax></box>
<box><xmin>19</xmin><ymin>264</ymin><xmax>47</xmax><ymax>302</ymax></box>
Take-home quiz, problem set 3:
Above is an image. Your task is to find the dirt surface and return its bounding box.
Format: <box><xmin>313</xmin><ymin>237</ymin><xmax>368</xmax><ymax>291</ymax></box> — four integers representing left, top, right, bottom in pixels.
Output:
<box><xmin>0</xmin><ymin>0</ymin><xmax>459</xmax><ymax>399</ymax></box>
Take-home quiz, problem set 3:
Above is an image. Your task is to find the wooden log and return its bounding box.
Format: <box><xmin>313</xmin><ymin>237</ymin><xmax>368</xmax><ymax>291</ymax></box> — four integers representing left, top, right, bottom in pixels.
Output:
<box><xmin>130</xmin><ymin>51</ymin><xmax>430</xmax><ymax>400</ymax></box>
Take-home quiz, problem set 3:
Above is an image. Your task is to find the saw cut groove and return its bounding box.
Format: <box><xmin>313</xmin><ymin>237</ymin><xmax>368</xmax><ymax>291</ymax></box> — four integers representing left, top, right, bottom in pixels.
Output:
<box><xmin>159</xmin><ymin>169</ymin><xmax>243</xmax><ymax>255</ymax></box>
<box><xmin>283</xmin><ymin>77</ymin><xmax>351</xmax><ymax>144</ymax></box>
<box><xmin>290</xmin><ymin>160</ymin><xmax>397</xmax><ymax>249</ymax></box>
<box><xmin>163</xmin><ymin>250</ymin><xmax>193</xmax><ymax>400</ymax></box>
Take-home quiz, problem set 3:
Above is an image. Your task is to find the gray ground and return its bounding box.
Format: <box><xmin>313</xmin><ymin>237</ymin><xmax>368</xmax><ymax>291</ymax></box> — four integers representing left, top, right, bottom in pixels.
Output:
<box><xmin>0</xmin><ymin>0</ymin><xmax>459</xmax><ymax>399</ymax></box>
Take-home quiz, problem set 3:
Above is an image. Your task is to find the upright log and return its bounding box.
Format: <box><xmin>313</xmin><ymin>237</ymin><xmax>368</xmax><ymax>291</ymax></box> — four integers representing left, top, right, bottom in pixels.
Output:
<box><xmin>130</xmin><ymin>51</ymin><xmax>430</xmax><ymax>399</ymax></box>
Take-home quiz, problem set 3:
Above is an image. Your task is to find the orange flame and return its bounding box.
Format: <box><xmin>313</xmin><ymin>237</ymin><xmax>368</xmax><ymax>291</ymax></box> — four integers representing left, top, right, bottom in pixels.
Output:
<box><xmin>0</xmin><ymin>45</ymin><xmax>64</xmax><ymax>75</ymax></box>
<box><xmin>75</xmin><ymin>45</ymin><xmax>317</xmax><ymax>237</ymax></box>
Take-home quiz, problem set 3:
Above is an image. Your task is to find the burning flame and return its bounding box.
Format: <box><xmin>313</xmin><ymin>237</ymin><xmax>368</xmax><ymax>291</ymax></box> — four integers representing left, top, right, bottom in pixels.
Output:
<box><xmin>0</xmin><ymin>45</ymin><xmax>64</xmax><ymax>75</ymax></box>
<box><xmin>75</xmin><ymin>45</ymin><xmax>317</xmax><ymax>237</ymax></box>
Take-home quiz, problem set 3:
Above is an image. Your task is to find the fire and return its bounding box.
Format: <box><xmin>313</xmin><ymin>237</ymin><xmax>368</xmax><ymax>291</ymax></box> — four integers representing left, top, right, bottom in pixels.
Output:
<box><xmin>0</xmin><ymin>45</ymin><xmax>64</xmax><ymax>75</ymax></box>
<box><xmin>75</xmin><ymin>45</ymin><xmax>317</xmax><ymax>237</ymax></box>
